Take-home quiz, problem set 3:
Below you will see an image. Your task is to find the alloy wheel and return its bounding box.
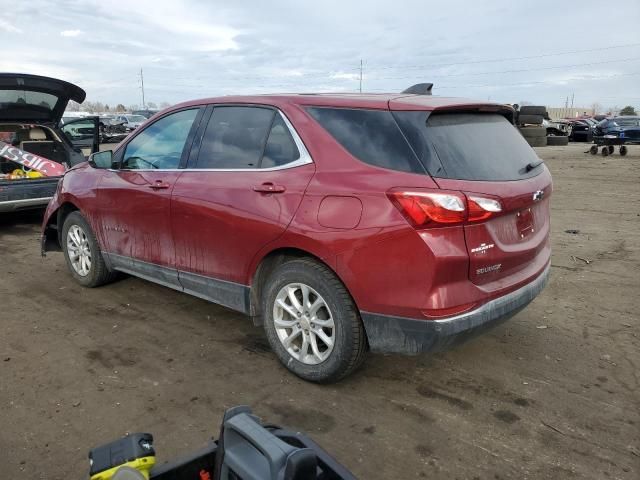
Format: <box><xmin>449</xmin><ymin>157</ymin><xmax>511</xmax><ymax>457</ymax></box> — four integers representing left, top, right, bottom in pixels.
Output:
<box><xmin>67</xmin><ymin>225</ymin><xmax>92</xmax><ymax>277</ymax></box>
<box><xmin>273</xmin><ymin>283</ymin><xmax>335</xmax><ymax>365</ymax></box>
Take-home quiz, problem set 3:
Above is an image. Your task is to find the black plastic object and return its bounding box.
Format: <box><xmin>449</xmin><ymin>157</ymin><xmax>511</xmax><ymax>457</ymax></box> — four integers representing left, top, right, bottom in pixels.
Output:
<box><xmin>150</xmin><ymin>443</ymin><xmax>217</xmax><ymax>480</ymax></box>
<box><xmin>214</xmin><ymin>406</ymin><xmax>319</xmax><ymax>480</ymax></box>
<box><xmin>89</xmin><ymin>433</ymin><xmax>155</xmax><ymax>477</ymax></box>
<box><xmin>89</xmin><ymin>406</ymin><xmax>354</xmax><ymax>480</ymax></box>
<box><xmin>401</xmin><ymin>83</ymin><xmax>433</xmax><ymax>95</ymax></box>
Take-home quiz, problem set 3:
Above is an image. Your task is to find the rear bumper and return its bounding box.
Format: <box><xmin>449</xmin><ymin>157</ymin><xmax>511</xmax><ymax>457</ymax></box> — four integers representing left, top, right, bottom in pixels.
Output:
<box><xmin>361</xmin><ymin>264</ymin><xmax>550</xmax><ymax>355</ymax></box>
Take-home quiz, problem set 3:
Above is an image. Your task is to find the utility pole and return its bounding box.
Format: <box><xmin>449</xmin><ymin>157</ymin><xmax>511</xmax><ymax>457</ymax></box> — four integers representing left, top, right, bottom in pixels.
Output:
<box><xmin>359</xmin><ymin>59</ymin><xmax>363</xmax><ymax>93</ymax></box>
<box><xmin>139</xmin><ymin>68</ymin><xmax>146</xmax><ymax>109</ymax></box>
<box><xmin>570</xmin><ymin>92</ymin><xmax>574</xmax><ymax>108</ymax></box>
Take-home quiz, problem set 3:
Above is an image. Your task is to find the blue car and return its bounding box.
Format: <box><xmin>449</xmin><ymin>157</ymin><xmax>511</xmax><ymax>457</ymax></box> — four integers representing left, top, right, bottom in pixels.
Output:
<box><xmin>594</xmin><ymin>116</ymin><xmax>640</xmax><ymax>143</ymax></box>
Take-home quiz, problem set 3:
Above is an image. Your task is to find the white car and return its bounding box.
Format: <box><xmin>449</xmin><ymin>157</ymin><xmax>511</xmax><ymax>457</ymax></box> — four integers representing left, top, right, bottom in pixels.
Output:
<box><xmin>114</xmin><ymin>114</ymin><xmax>146</xmax><ymax>131</ymax></box>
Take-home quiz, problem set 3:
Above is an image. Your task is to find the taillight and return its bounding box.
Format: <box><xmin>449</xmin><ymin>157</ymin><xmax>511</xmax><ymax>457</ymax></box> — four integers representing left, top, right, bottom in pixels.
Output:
<box><xmin>467</xmin><ymin>195</ymin><xmax>502</xmax><ymax>222</ymax></box>
<box><xmin>387</xmin><ymin>188</ymin><xmax>502</xmax><ymax>228</ymax></box>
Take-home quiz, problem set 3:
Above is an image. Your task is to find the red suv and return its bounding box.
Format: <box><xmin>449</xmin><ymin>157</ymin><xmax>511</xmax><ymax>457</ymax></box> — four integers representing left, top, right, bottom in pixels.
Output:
<box><xmin>42</xmin><ymin>90</ymin><xmax>551</xmax><ymax>382</ymax></box>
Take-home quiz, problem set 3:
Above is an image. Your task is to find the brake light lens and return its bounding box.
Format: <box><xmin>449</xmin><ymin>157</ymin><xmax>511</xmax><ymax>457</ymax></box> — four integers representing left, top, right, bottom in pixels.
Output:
<box><xmin>387</xmin><ymin>188</ymin><xmax>503</xmax><ymax>228</ymax></box>
<box><xmin>467</xmin><ymin>195</ymin><xmax>502</xmax><ymax>222</ymax></box>
<box><xmin>388</xmin><ymin>190</ymin><xmax>466</xmax><ymax>226</ymax></box>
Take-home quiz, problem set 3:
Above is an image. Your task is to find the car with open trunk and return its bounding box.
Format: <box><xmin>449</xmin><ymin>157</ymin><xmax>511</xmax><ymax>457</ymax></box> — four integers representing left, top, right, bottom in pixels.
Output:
<box><xmin>0</xmin><ymin>73</ymin><xmax>99</xmax><ymax>212</ymax></box>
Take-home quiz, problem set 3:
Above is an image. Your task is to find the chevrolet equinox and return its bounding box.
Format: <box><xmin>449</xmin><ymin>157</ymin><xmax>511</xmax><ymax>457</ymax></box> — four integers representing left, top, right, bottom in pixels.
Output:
<box><xmin>42</xmin><ymin>88</ymin><xmax>551</xmax><ymax>382</ymax></box>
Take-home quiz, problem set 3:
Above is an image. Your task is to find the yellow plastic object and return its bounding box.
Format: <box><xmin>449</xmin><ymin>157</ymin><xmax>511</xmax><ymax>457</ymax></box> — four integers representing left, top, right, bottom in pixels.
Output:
<box><xmin>26</xmin><ymin>170</ymin><xmax>44</xmax><ymax>178</ymax></box>
<box><xmin>11</xmin><ymin>168</ymin><xmax>25</xmax><ymax>177</ymax></box>
<box><xmin>89</xmin><ymin>456</ymin><xmax>156</xmax><ymax>480</ymax></box>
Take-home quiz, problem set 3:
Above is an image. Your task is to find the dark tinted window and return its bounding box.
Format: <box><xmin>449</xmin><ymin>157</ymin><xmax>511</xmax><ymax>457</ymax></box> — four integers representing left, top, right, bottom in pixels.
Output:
<box><xmin>306</xmin><ymin>107</ymin><xmax>424</xmax><ymax>174</ymax></box>
<box><xmin>407</xmin><ymin>113</ymin><xmax>540</xmax><ymax>181</ymax></box>
<box><xmin>196</xmin><ymin>106</ymin><xmax>275</xmax><ymax>169</ymax></box>
<box><xmin>122</xmin><ymin>108</ymin><xmax>198</xmax><ymax>169</ymax></box>
<box><xmin>261</xmin><ymin>114</ymin><xmax>300</xmax><ymax>167</ymax></box>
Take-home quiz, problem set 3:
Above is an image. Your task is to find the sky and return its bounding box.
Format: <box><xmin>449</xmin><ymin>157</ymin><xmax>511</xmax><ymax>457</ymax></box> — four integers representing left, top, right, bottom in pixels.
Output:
<box><xmin>1</xmin><ymin>0</ymin><xmax>639</xmax><ymax>110</ymax></box>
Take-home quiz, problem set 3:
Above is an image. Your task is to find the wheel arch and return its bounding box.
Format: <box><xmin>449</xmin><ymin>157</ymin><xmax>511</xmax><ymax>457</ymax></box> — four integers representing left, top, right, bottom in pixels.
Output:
<box><xmin>248</xmin><ymin>247</ymin><xmax>357</xmax><ymax>324</ymax></box>
<box><xmin>42</xmin><ymin>201</ymin><xmax>80</xmax><ymax>252</ymax></box>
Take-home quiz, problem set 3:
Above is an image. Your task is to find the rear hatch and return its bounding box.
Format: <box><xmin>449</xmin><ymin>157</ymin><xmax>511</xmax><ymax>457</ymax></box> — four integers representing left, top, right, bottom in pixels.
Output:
<box><xmin>393</xmin><ymin>110</ymin><xmax>552</xmax><ymax>288</ymax></box>
<box><xmin>0</xmin><ymin>73</ymin><xmax>86</xmax><ymax>124</ymax></box>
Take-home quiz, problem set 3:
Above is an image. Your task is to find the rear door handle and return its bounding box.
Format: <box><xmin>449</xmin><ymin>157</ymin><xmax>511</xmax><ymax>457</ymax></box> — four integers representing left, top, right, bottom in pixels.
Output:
<box><xmin>253</xmin><ymin>183</ymin><xmax>286</xmax><ymax>194</ymax></box>
<box><xmin>148</xmin><ymin>181</ymin><xmax>171</xmax><ymax>190</ymax></box>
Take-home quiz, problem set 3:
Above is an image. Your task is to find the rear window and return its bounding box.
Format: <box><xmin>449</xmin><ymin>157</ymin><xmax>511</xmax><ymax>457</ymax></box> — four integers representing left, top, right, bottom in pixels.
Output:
<box><xmin>0</xmin><ymin>90</ymin><xmax>57</xmax><ymax>111</ymax></box>
<box><xmin>398</xmin><ymin>112</ymin><xmax>541</xmax><ymax>181</ymax></box>
<box><xmin>306</xmin><ymin>107</ymin><xmax>425</xmax><ymax>174</ymax></box>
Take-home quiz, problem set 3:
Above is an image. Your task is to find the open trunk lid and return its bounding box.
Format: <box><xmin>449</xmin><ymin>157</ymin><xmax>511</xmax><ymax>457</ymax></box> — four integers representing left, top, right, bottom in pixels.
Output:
<box><xmin>0</xmin><ymin>73</ymin><xmax>86</xmax><ymax>124</ymax></box>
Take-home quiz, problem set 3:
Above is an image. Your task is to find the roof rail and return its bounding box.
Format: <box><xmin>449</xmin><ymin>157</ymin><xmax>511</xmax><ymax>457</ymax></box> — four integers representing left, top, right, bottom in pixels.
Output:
<box><xmin>401</xmin><ymin>83</ymin><xmax>433</xmax><ymax>95</ymax></box>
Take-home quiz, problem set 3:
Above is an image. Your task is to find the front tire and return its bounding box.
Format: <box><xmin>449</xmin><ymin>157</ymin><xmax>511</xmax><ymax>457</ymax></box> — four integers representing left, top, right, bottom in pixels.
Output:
<box><xmin>262</xmin><ymin>258</ymin><xmax>367</xmax><ymax>383</ymax></box>
<box><xmin>62</xmin><ymin>211</ymin><xmax>116</xmax><ymax>287</ymax></box>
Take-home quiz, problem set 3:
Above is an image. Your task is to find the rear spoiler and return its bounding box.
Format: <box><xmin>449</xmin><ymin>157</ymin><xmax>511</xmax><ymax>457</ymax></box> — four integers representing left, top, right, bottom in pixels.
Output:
<box><xmin>401</xmin><ymin>83</ymin><xmax>433</xmax><ymax>95</ymax></box>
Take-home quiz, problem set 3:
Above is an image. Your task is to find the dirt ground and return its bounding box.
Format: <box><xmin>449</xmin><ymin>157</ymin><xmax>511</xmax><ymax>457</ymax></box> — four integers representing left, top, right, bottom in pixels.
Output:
<box><xmin>1</xmin><ymin>143</ymin><xmax>638</xmax><ymax>479</ymax></box>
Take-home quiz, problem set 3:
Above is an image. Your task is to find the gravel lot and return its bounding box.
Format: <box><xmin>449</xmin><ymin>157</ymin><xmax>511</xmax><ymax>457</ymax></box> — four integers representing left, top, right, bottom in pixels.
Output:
<box><xmin>1</xmin><ymin>143</ymin><xmax>638</xmax><ymax>479</ymax></box>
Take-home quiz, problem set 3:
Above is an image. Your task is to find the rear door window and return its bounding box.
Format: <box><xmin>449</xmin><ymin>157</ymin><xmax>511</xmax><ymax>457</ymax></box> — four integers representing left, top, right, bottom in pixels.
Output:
<box><xmin>396</xmin><ymin>112</ymin><xmax>541</xmax><ymax>181</ymax></box>
<box><xmin>195</xmin><ymin>106</ymin><xmax>275</xmax><ymax>169</ymax></box>
<box><xmin>306</xmin><ymin>107</ymin><xmax>425</xmax><ymax>174</ymax></box>
<box><xmin>261</xmin><ymin>114</ymin><xmax>300</xmax><ymax>168</ymax></box>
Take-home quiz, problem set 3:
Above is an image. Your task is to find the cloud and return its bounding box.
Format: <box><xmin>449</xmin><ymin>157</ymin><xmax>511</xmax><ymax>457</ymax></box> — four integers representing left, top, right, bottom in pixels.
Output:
<box><xmin>60</xmin><ymin>29</ymin><xmax>83</xmax><ymax>37</ymax></box>
<box><xmin>0</xmin><ymin>20</ymin><xmax>22</xmax><ymax>33</ymax></box>
<box><xmin>3</xmin><ymin>0</ymin><xmax>639</xmax><ymax>109</ymax></box>
<box><xmin>330</xmin><ymin>72</ymin><xmax>361</xmax><ymax>81</ymax></box>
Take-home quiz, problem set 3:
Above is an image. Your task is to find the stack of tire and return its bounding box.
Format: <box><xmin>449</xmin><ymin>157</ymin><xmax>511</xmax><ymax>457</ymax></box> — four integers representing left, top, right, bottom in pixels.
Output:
<box><xmin>517</xmin><ymin>106</ymin><xmax>569</xmax><ymax>147</ymax></box>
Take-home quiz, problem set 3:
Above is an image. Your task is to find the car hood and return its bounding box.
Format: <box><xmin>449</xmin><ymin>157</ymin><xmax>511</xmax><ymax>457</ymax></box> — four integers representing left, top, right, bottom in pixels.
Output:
<box><xmin>0</xmin><ymin>73</ymin><xmax>86</xmax><ymax>124</ymax></box>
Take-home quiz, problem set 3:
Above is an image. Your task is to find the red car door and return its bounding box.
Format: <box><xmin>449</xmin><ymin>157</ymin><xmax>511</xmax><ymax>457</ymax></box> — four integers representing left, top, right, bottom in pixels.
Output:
<box><xmin>170</xmin><ymin>106</ymin><xmax>315</xmax><ymax>312</ymax></box>
<box><xmin>96</xmin><ymin>107</ymin><xmax>203</xmax><ymax>284</ymax></box>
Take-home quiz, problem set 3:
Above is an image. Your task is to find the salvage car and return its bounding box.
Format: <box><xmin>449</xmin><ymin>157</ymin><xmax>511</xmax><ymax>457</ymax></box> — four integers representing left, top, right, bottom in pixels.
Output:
<box><xmin>114</xmin><ymin>114</ymin><xmax>146</xmax><ymax>131</ymax></box>
<box><xmin>0</xmin><ymin>73</ymin><xmax>98</xmax><ymax>212</ymax></box>
<box><xmin>42</xmin><ymin>88</ymin><xmax>551</xmax><ymax>382</ymax></box>
<box><xmin>594</xmin><ymin>116</ymin><xmax>640</xmax><ymax>143</ymax></box>
<box><xmin>567</xmin><ymin>118</ymin><xmax>595</xmax><ymax>142</ymax></box>
<box><xmin>132</xmin><ymin>109</ymin><xmax>160</xmax><ymax>119</ymax></box>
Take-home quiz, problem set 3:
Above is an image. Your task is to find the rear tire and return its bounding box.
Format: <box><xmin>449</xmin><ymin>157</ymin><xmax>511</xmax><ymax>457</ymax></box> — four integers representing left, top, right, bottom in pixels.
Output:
<box><xmin>546</xmin><ymin>135</ymin><xmax>569</xmax><ymax>146</ymax></box>
<box><xmin>262</xmin><ymin>258</ymin><xmax>367</xmax><ymax>383</ymax></box>
<box><xmin>519</xmin><ymin>106</ymin><xmax>547</xmax><ymax>116</ymax></box>
<box><xmin>620</xmin><ymin>145</ymin><xmax>628</xmax><ymax>156</ymax></box>
<box><xmin>608</xmin><ymin>145</ymin><xmax>615</xmax><ymax>154</ymax></box>
<box><xmin>519</xmin><ymin>126</ymin><xmax>546</xmax><ymax>138</ymax></box>
<box><xmin>602</xmin><ymin>146</ymin><xmax>609</xmax><ymax>157</ymax></box>
<box><xmin>62</xmin><ymin>211</ymin><xmax>117</xmax><ymax>287</ymax></box>
<box><xmin>525</xmin><ymin>136</ymin><xmax>547</xmax><ymax>147</ymax></box>
<box><xmin>518</xmin><ymin>114</ymin><xmax>544</xmax><ymax>125</ymax></box>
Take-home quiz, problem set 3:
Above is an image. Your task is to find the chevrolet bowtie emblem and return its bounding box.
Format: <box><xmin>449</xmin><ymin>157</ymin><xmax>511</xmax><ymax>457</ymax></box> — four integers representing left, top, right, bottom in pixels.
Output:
<box><xmin>533</xmin><ymin>190</ymin><xmax>544</xmax><ymax>201</ymax></box>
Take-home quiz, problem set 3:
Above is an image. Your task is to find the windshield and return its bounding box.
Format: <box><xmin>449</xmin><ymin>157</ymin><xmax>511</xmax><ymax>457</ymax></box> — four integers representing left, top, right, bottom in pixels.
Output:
<box><xmin>126</xmin><ymin>115</ymin><xmax>146</xmax><ymax>122</ymax></box>
<box><xmin>0</xmin><ymin>90</ymin><xmax>58</xmax><ymax>111</ymax></box>
<box><xmin>613</xmin><ymin>118</ymin><xmax>640</xmax><ymax>127</ymax></box>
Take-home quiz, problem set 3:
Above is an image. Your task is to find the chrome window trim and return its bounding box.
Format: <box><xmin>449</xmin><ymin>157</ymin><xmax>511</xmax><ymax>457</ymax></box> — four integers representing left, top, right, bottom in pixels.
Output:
<box><xmin>110</xmin><ymin>108</ymin><xmax>313</xmax><ymax>173</ymax></box>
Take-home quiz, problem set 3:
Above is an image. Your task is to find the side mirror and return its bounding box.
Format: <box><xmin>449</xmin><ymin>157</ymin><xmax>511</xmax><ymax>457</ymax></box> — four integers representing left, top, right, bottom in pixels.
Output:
<box><xmin>89</xmin><ymin>150</ymin><xmax>113</xmax><ymax>169</ymax></box>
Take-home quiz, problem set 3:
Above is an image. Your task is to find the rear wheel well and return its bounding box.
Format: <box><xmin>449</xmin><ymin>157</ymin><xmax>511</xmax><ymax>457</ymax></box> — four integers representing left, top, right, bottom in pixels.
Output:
<box><xmin>249</xmin><ymin>248</ymin><xmax>348</xmax><ymax>323</ymax></box>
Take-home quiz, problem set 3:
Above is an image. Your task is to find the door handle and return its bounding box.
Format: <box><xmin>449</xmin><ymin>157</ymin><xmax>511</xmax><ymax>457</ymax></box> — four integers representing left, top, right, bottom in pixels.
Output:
<box><xmin>148</xmin><ymin>181</ymin><xmax>171</xmax><ymax>190</ymax></box>
<box><xmin>252</xmin><ymin>183</ymin><xmax>286</xmax><ymax>194</ymax></box>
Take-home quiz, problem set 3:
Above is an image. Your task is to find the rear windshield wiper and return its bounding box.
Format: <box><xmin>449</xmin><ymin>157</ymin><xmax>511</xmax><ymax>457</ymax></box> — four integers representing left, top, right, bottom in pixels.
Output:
<box><xmin>525</xmin><ymin>160</ymin><xmax>544</xmax><ymax>172</ymax></box>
